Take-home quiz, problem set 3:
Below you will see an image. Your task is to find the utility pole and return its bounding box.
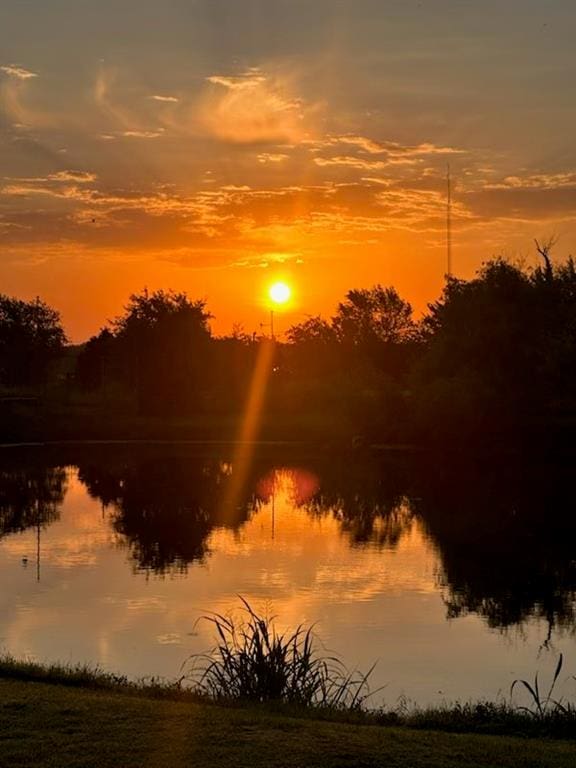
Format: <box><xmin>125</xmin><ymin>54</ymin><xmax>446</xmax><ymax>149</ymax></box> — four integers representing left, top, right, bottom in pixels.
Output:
<box><xmin>446</xmin><ymin>163</ymin><xmax>453</xmax><ymax>278</ymax></box>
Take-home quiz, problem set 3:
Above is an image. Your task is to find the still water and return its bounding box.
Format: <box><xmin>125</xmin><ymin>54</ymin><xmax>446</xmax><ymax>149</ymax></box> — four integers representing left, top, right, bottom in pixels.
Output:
<box><xmin>0</xmin><ymin>444</ymin><xmax>575</xmax><ymax>706</ymax></box>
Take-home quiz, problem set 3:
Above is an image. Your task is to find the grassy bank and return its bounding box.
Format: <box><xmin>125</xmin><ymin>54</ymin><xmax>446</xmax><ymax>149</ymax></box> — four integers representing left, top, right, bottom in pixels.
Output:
<box><xmin>1</xmin><ymin>677</ymin><xmax>576</xmax><ymax>768</ymax></box>
<box><xmin>1</xmin><ymin>659</ymin><xmax>576</xmax><ymax>767</ymax></box>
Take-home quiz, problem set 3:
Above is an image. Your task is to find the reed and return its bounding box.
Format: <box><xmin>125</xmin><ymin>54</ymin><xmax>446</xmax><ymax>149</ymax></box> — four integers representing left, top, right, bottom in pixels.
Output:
<box><xmin>511</xmin><ymin>654</ymin><xmax>576</xmax><ymax>721</ymax></box>
<box><xmin>184</xmin><ymin>597</ymin><xmax>376</xmax><ymax>709</ymax></box>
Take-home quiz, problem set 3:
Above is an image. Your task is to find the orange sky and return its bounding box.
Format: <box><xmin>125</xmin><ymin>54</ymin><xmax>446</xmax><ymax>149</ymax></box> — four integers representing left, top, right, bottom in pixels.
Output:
<box><xmin>2</xmin><ymin>1</ymin><xmax>576</xmax><ymax>341</ymax></box>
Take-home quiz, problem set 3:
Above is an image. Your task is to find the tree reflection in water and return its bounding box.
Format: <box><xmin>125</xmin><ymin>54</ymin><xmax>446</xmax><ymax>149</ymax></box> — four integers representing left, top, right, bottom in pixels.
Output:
<box><xmin>0</xmin><ymin>459</ymin><xmax>65</xmax><ymax>539</ymax></box>
<box><xmin>415</xmin><ymin>453</ymin><xmax>576</xmax><ymax>635</ymax></box>
<box><xmin>300</xmin><ymin>453</ymin><xmax>416</xmax><ymax>548</ymax></box>
<box><xmin>1</xmin><ymin>445</ymin><xmax>576</xmax><ymax>636</ymax></box>
<box><xmin>78</xmin><ymin>451</ymin><xmax>255</xmax><ymax>575</ymax></box>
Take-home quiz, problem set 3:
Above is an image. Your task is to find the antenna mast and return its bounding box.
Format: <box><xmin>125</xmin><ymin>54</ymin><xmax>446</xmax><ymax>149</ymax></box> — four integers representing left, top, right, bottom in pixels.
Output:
<box><xmin>446</xmin><ymin>163</ymin><xmax>453</xmax><ymax>278</ymax></box>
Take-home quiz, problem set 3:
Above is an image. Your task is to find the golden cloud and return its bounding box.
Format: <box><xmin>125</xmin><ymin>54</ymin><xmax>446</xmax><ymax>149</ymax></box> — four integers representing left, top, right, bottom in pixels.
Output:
<box><xmin>199</xmin><ymin>68</ymin><xmax>313</xmax><ymax>144</ymax></box>
<box><xmin>0</xmin><ymin>64</ymin><xmax>38</xmax><ymax>80</ymax></box>
<box><xmin>120</xmin><ymin>129</ymin><xmax>165</xmax><ymax>139</ymax></box>
<box><xmin>48</xmin><ymin>171</ymin><xmax>97</xmax><ymax>183</ymax></box>
<box><xmin>314</xmin><ymin>156</ymin><xmax>388</xmax><ymax>170</ymax></box>
<box><xmin>258</xmin><ymin>153</ymin><xmax>290</xmax><ymax>163</ymax></box>
<box><xmin>149</xmin><ymin>94</ymin><xmax>179</xmax><ymax>103</ymax></box>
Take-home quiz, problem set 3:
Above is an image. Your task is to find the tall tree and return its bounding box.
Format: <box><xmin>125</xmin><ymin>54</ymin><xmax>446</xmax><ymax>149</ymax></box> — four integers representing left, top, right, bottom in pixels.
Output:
<box><xmin>333</xmin><ymin>286</ymin><xmax>415</xmax><ymax>346</ymax></box>
<box><xmin>0</xmin><ymin>295</ymin><xmax>66</xmax><ymax>388</ymax></box>
<box><xmin>414</xmin><ymin>255</ymin><xmax>576</xmax><ymax>442</ymax></box>
<box><xmin>113</xmin><ymin>289</ymin><xmax>212</xmax><ymax>416</ymax></box>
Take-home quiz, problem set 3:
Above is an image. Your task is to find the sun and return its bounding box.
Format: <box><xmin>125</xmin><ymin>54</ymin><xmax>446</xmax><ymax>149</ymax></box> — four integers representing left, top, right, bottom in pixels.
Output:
<box><xmin>269</xmin><ymin>281</ymin><xmax>291</xmax><ymax>305</ymax></box>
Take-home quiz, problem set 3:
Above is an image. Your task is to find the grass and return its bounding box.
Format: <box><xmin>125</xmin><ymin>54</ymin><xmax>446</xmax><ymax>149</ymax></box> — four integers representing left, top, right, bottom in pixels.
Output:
<box><xmin>1</xmin><ymin>604</ymin><xmax>575</xmax><ymax>766</ymax></box>
<box><xmin>0</xmin><ymin>655</ymin><xmax>184</xmax><ymax>699</ymax></box>
<box><xmin>510</xmin><ymin>653</ymin><xmax>576</xmax><ymax>722</ymax></box>
<box><xmin>183</xmin><ymin>597</ymin><xmax>375</xmax><ymax>709</ymax></box>
<box><xmin>1</xmin><ymin>677</ymin><xmax>576</xmax><ymax>768</ymax></box>
<box><xmin>2</xmin><ymin>654</ymin><xmax>576</xmax><ymax>741</ymax></box>
<box><xmin>180</xmin><ymin>599</ymin><xmax>576</xmax><ymax>739</ymax></box>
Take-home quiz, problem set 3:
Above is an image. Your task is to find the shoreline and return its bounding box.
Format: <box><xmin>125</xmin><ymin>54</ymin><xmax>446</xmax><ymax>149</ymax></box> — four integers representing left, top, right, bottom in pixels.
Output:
<box><xmin>1</xmin><ymin>657</ymin><xmax>575</xmax><ymax>742</ymax></box>
<box><xmin>1</xmin><ymin>674</ymin><xmax>575</xmax><ymax>767</ymax></box>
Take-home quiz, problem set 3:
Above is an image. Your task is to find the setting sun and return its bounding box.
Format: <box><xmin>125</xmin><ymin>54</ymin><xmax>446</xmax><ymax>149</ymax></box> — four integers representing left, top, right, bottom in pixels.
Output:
<box><xmin>269</xmin><ymin>281</ymin><xmax>292</xmax><ymax>305</ymax></box>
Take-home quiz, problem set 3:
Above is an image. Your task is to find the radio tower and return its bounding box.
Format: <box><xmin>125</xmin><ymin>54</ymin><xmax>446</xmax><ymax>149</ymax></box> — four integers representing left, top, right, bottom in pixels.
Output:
<box><xmin>446</xmin><ymin>163</ymin><xmax>453</xmax><ymax>278</ymax></box>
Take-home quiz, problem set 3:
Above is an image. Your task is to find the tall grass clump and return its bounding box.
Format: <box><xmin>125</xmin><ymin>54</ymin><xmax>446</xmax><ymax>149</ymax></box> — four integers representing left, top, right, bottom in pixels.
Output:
<box><xmin>184</xmin><ymin>597</ymin><xmax>376</xmax><ymax>710</ymax></box>
<box><xmin>511</xmin><ymin>653</ymin><xmax>576</xmax><ymax>723</ymax></box>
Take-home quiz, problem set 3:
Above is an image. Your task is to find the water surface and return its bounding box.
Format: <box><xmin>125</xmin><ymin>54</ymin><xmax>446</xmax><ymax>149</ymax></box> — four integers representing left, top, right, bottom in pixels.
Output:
<box><xmin>0</xmin><ymin>444</ymin><xmax>574</xmax><ymax>706</ymax></box>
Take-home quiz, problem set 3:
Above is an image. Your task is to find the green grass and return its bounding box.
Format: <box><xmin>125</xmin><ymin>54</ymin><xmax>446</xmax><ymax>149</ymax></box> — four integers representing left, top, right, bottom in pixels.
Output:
<box><xmin>0</xmin><ymin>655</ymin><xmax>188</xmax><ymax>700</ymax></box>
<box><xmin>2</xmin><ymin>654</ymin><xmax>576</xmax><ymax>740</ymax></box>
<box><xmin>1</xmin><ymin>678</ymin><xmax>575</xmax><ymax>768</ymax></box>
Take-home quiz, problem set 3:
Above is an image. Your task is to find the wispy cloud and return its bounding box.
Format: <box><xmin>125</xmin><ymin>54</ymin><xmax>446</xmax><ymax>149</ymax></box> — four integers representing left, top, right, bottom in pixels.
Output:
<box><xmin>120</xmin><ymin>129</ymin><xmax>165</xmax><ymax>139</ymax></box>
<box><xmin>258</xmin><ymin>153</ymin><xmax>290</xmax><ymax>163</ymax></box>
<box><xmin>484</xmin><ymin>172</ymin><xmax>576</xmax><ymax>190</ymax></box>
<box><xmin>206</xmin><ymin>69</ymin><xmax>266</xmax><ymax>91</ymax></box>
<box><xmin>0</xmin><ymin>64</ymin><xmax>38</xmax><ymax>80</ymax></box>
<box><xmin>312</xmin><ymin>134</ymin><xmax>465</xmax><ymax>159</ymax></box>
<box><xmin>199</xmin><ymin>67</ymin><xmax>315</xmax><ymax>144</ymax></box>
<box><xmin>314</xmin><ymin>156</ymin><xmax>388</xmax><ymax>170</ymax></box>
<box><xmin>149</xmin><ymin>94</ymin><xmax>179</xmax><ymax>103</ymax></box>
<box><xmin>0</xmin><ymin>65</ymin><xmax>46</xmax><ymax>127</ymax></box>
<box><xmin>48</xmin><ymin>170</ymin><xmax>97</xmax><ymax>183</ymax></box>
<box><xmin>93</xmin><ymin>67</ymin><xmax>144</xmax><ymax>133</ymax></box>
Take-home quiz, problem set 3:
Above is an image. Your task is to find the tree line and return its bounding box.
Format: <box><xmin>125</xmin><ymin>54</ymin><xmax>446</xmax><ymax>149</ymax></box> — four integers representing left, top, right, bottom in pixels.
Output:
<box><xmin>2</xmin><ymin>245</ymin><xmax>576</xmax><ymax>446</ymax></box>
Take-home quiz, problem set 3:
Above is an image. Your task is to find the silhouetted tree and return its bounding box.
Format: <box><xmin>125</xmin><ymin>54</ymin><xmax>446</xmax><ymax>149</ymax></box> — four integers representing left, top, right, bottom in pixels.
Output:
<box><xmin>112</xmin><ymin>289</ymin><xmax>213</xmax><ymax>416</ymax></box>
<box><xmin>0</xmin><ymin>295</ymin><xmax>66</xmax><ymax>388</ymax></box>
<box><xmin>286</xmin><ymin>316</ymin><xmax>338</xmax><ymax>379</ymax></box>
<box><xmin>283</xmin><ymin>287</ymin><xmax>416</xmax><ymax>440</ymax></box>
<box><xmin>208</xmin><ymin>332</ymin><xmax>259</xmax><ymax>415</ymax></box>
<box><xmin>75</xmin><ymin>328</ymin><xmax>116</xmax><ymax>392</ymax></box>
<box><xmin>412</xmin><ymin>255</ymin><xmax>576</xmax><ymax>443</ymax></box>
<box><xmin>333</xmin><ymin>286</ymin><xmax>416</xmax><ymax>346</ymax></box>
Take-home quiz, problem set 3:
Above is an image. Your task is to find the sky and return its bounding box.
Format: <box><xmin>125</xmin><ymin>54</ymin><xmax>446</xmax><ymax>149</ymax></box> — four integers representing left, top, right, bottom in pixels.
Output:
<box><xmin>1</xmin><ymin>0</ymin><xmax>576</xmax><ymax>341</ymax></box>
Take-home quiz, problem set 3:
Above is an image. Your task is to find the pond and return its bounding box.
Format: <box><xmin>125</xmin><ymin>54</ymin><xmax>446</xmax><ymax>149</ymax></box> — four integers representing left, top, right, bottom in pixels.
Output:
<box><xmin>0</xmin><ymin>443</ymin><xmax>575</xmax><ymax>707</ymax></box>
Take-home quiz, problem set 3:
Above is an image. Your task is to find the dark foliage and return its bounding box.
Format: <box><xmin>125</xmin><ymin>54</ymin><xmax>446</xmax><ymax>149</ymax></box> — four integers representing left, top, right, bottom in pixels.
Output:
<box><xmin>0</xmin><ymin>295</ymin><xmax>66</xmax><ymax>388</ymax></box>
<box><xmin>412</xmin><ymin>255</ymin><xmax>576</xmax><ymax>445</ymax></box>
<box><xmin>3</xmin><ymin>246</ymin><xmax>576</xmax><ymax>451</ymax></box>
<box><xmin>112</xmin><ymin>289</ymin><xmax>212</xmax><ymax>416</ymax></box>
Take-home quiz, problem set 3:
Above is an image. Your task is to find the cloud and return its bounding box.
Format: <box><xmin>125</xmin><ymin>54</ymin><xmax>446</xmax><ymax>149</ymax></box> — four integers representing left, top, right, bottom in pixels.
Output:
<box><xmin>312</xmin><ymin>134</ymin><xmax>465</xmax><ymax>159</ymax></box>
<box><xmin>199</xmin><ymin>68</ymin><xmax>313</xmax><ymax>144</ymax></box>
<box><xmin>120</xmin><ymin>129</ymin><xmax>164</xmax><ymax>139</ymax></box>
<box><xmin>206</xmin><ymin>69</ymin><xmax>266</xmax><ymax>91</ymax></box>
<box><xmin>0</xmin><ymin>68</ymin><xmax>45</xmax><ymax>127</ymax></box>
<box><xmin>258</xmin><ymin>153</ymin><xmax>290</xmax><ymax>163</ymax></box>
<box><xmin>1</xmin><ymin>182</ymin><xmax>94</xmax><ymax>201</ymax></box>
<box><xmin>48</xmin><ymin>170</ymin><xmax>97</xmax><ymax>183</ymax></box>
<box><xmin>464</xmin><ymin>186</ymin><xmax>576</xmax><ymax>222</ymax></box>
<box><xmin>328</xmin><ymin>135</ymin><xmax>386</xmax><ymax>154</ymax></box>
<box><xmin>149</xmin><ymin>94</ymin><xmax>179</xmax><ymax>103</ymax></box>
<box><xmin>0</xmin><ymin>65</ymin><xmax>38</xmax><ymax>80</ymax></box>
<box><xmin>396</xmin><ymin>142</ymin><xmax>464</xmax><ymax>158</ymax></box>
<box><xmin>93</xmin><ymin>67</ymin><xmax>146</xmax><ymax>133</ymax></box>
<box><xmin>314</xmin><ymin>156</ymin><xmax>388</xmax><ymax>170</ymax></box>
<box><xmin>230</xmin><ymin>251</ymin><xmax>302</xmax><ymax>269</ymax></box>
<box><xmin>484</xmin><ymin>173</ymin><xmax>576</xmax><ymax>190</ymax></box>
